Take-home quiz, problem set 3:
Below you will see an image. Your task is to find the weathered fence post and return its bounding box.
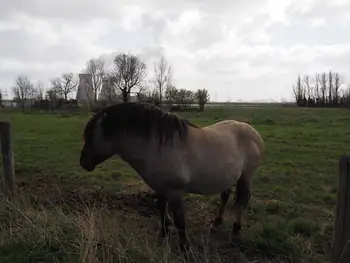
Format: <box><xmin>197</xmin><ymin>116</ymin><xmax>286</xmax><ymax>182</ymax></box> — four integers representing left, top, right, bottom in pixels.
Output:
<box><xmin>331</xmin><ymin>155</ymin><xmax>350</xmax><ymax>263</ymax></box>
<box><xmin>0</xmin><ymin>121</ymin><xmax>15</xmax><ymax>199</ymax></box>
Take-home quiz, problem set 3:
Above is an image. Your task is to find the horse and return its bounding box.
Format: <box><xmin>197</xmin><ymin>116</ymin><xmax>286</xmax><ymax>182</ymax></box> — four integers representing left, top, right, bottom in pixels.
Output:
<box><xmin>79</xmin><ymin>102</ymin><xmax>265</xmax><ymax>250</ymax></box>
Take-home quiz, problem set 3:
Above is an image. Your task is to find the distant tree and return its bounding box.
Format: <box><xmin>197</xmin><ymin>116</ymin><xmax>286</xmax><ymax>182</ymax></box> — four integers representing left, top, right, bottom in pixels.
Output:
<box><xmin>12</xmin><ymin>76</ymin><xmax>36</xmax><ymax>109</ymax></box>
<box><xmin>51</xmin><ymin>73</ymin><xmax>78</xmax><ymax>101</ymax></box>
<box><xmin>85</xmin><ymin>58</ymin><xmax>105</xmax><ymax>103</ymax></box>
<box><xmin>165</xmin><ymin>85</ymin><xmax>178</xmax><ymax>106</ymax></box>
<box><xmin>196</xmin><ymin>88</ymin><xmax>210</xmax><ymax>112</ymax></box>
<box><xmin>328</xmin><ymin>70</ymin><xmax>333</xmax><ymax>105</ymax></box>
<box><xmin>314</xmin><ymin>73</ymin><xmax>321</xmax><ymax>104</ymax></box>
<box><xmin>0</xmin><ymin>89</ymin><xmax>3</xmax><ymax>107</ymax></box>
<box><xmin>35</xmin><ymin>81</ymin><xmax>45</xmax><ymax>100</ymax></box>
<box><xmin>177</xmin><ymin>89</ymin><xmax>195</xmax><ymax>108</ymax></box>
<box><xmin>320</xmin><ymin>72</ymin><xmax>327</xmax><ymax>106</ymax></box>
<box><xmin>135</xmin><ymin>82</ymin><xmax>150</xmax><ymax>102</ymax></box>
<box><xmin>154</xmin><ymin>56</ymin><xmax>172</xmax><ymax>106</ymax></box>
<box><xmin>292</xmin><ymin>71</ymin><xmax>348</xmax><ymax>108</ymax></box>
<box><xmin>303</xmin><ymin>75</ymin><xmax>312</xmax><ymax>106</ymax></box>
<box><xmin>332</xmin><ymin>72</ymin><xmax>340</xmax><ymax>106</ymax></box>
<box><xmin>292</xmin><ymin>75</ymin><xmax>303</xmax><ymax>106</ymax></box>
<box><xmin>110</xmin><ymin>53</ymin><xmax>147</xmax><ymax>102</ymax></box>
<box><xmin>45</xmin><ymin>88</ymin><xmax>60</xmax><ymax>101</ymax></box>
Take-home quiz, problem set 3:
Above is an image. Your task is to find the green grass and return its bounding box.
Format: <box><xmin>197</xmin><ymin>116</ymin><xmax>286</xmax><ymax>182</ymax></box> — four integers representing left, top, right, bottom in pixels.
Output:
<box><xmin>0</xmin><ymin>106</ymin><xmax>350</xmax><ymax>263</ymax></box>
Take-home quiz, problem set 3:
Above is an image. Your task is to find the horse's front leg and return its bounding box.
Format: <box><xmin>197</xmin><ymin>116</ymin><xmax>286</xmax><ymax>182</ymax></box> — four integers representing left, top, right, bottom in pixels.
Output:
<box><xmin>156</xmin><ymin>193</ymin><xmax>172</xmax><ymax>237</ymax></box>
<box><xmin>167</xmin><ymin>191</ymin><xmax>189</xmax><ymax>250</ymax></box>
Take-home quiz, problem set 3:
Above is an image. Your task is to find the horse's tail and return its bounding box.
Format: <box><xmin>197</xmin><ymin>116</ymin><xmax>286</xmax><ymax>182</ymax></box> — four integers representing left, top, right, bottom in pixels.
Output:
<box><xmin>252</xmin><ymin>129</ymin><xmax>265</xmax><ymax>166</ymax></box>
<box><xmin>239</xmin><ymin>122</ymin><xmax>265</xmax><ymax>172</ymax></box>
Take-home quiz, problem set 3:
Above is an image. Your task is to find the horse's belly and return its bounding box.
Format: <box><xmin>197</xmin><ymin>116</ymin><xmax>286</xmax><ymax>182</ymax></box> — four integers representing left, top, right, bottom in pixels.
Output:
<box><xmin>186</xmin><ymin>169</ymin><xmax>240</xmax><ymax>195</ymax></box>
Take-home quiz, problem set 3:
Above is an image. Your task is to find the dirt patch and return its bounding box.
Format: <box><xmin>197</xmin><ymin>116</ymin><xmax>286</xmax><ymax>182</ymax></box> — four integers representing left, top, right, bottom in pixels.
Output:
<box><xmin>13</xmin><ymin>174</ymin><xmax>215</xmax><ymax>223</ymax></box>
<box><xmin>14</xmin><ymin>174</ymin><xmax>159</xmax><ymax>218</ymax></box>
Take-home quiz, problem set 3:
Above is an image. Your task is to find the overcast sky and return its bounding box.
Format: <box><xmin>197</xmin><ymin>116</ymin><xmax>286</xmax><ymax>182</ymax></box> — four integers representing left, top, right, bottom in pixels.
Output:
<box><xmin>1</xmin><ymin>0</ymin><xmax>349</xmax><ymax>102</ymax></box>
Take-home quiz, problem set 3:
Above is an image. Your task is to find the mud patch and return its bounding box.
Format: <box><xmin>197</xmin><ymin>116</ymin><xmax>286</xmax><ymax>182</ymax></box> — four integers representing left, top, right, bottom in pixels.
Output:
<box><xmin>13</xmin><ymin>174</ymin><xmax>214</xmax><ymax>222</ymax></box>
<box><xmin>15</xmin><ymin>174</ymin><xmax>159</xmax><ymax>217</ymax></box>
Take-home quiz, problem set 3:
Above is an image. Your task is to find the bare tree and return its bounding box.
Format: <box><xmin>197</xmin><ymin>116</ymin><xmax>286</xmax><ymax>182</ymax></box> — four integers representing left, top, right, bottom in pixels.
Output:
<box><xmin>0</xmin><ymin>88</ymin><xmax>3</xmax><ymax>107</ymax></box>
<box><xmin>293</xmin><ymin>75</ymin><xmax>304</xmax><ymax>106</ymax></box>
<box><xmin>85</xmin><ymin>58</ymin><xmax>105</xmax><ymax>103</ymax></box>
<box><xmin>303</xmin><ymin>75</ymin><xmax>311</xmax><ymax>106</ymax></box>
<box><xmin>35</xmin><ymin>81</ymin><xmax>45</xmax><ymax>100</ymax></box>
<box><xmin>315</xmin><ymin>73</ymin><xmax>321</xmax><ymax>103</ymax></box>
<box><xmin>46</xmin><ymin>88</ymin><xmax>59</xmax><ymax>101</ymax></box>
<box><xmin>110</xmin><ymin>53</ymin><xmax>147</xmax><ymax>102</ymax></box>
<box><xmin>333</xmin><ymin>72</ymin><xmax>340</xmax><ymax>106</ymax></box>
<box><xmin>320</xmin><ymin>72</ymin><xmax>327</xmax><ymax>106</ymax></box>
<box><xmin>154</xmin><ymin>56</ymin><xmax>172</xmax><ymax>106</ymax></box>
<box><xmin>135</xmin><ymin>83</ymin><xmax>150</xmax><ymax>102</ymax></box>
<box><xmin>177</xmin><ymin>89</ymin><xmax>196</xmax><ymax>108</ymax></box>
<box><xmin>328</xmin><ymin>70</ymin><xmax>333</xmax><ymax>105</ymax></box>
<box><xmin>12</xmin><ymin>76</ymin><xmax>35</xmax><ymax>109</ymax></box>
<box><xmin>165</xmin><ymin>85</ymin><xmax>178</xmax><ymax>106</ymax></box>
<box><xmin>51</xmin><ymin>73</ymin><xmax>78</xmax><ymax>101</ymax></box>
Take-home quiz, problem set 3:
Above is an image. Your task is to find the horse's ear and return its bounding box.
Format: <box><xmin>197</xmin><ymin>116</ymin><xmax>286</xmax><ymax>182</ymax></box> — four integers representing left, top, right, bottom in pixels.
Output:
<box><xmin>96</xmin><ymin>112</ymin><xmax>107</xmax><ymax>125</ymax></box>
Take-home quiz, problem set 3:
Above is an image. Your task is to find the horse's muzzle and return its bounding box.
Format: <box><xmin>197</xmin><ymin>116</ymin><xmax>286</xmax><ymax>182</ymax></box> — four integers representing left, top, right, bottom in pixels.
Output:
<box><xmin>80</xmin><ymin>155</ymin><xmax>96</xmax><ymax>171</ymax></box>
<box><xmin>80</xmin><ymin>161</ymin><xmax>96</xmax><ymax>172</ymax></box>
<box><xmin>80</xmin><ymin>149</ymin><xmax>96</xmax><ymax>172</ymax></box>
<box><xmin>80</xmin><ymin>149</ymin><xmax>111</xmax><ymax>172</ymax></box>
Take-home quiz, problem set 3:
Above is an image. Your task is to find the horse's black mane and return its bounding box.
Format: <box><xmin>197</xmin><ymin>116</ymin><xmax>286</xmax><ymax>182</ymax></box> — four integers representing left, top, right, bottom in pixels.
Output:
<box><xmin>84</xmin><ymin>102</ymin><xmax>198</xmax><ymax>145</ymax></box>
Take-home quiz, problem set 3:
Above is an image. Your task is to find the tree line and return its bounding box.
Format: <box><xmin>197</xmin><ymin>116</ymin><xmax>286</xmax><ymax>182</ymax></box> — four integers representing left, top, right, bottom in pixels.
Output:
<box><xmin>3</xmin><ymin>53</ymin><xmax>210</xmax><ymax>112</ymax></box>
<box><xmin>293</xmin><ymin>71</ymin><xmax>350</xmax><ymax>108</ymax></box>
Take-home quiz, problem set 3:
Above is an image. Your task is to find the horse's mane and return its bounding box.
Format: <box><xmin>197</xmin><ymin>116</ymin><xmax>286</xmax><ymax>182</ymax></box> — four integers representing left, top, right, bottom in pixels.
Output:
<box><xmin>83</xmin><ymin>102</ymin><xmax>198</xmax><ymax>145</ymax></box>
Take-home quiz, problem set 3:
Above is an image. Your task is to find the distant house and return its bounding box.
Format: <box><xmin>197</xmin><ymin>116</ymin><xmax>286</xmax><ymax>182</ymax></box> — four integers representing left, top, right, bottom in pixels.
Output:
<box><xmin>1</xmin><ymin>100</ymin><xmax>16</xmax><ymax>108</ymax></box>
<box><xmin>1</xmin><ymin>99</ymin><xmax>34</xmax><ymax>109</ymax></box>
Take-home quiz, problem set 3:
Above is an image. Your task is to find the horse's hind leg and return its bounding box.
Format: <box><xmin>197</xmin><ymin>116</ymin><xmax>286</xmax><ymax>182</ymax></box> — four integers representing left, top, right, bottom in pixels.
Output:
<box><xmin>231</xmin><ymin>171</ymin><xmax>252</xmax><ymax>237</ymax></box>
<box><xmin>210</xmin><ymin>189</ymin><xmax>231</xmax><ymax>229</ymax></box>
<box><xmin>157</xmin><ymin>194</ymin><xmax>172</xmax><ymax>237</ymax></box>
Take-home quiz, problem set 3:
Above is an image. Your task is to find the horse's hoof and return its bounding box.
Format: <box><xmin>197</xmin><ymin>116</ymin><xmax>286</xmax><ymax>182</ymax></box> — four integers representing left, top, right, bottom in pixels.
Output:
<box><xmin>230</xmin><ymin>234</ymin><xmax>243</xmax><ymax>247</ymax></box>
<box><xmin>209</xmin><ymin>217</ymin><xmax>223</xmax><ymax>233</ymax></box>
<box><xmin>209</xmin><ymin>223</ymin><xmax>218</xmax><ymax>234</ymax></box>
<box><xmin>214</xmin><ymin>217</ymin><xmax>223</xmax><ymax>226</ymax></box>
<box><xmin>232</xmin><ymin>222</ymin><xmax>241</xmax><ymax>236</ymax></box>
<box><xmin>179</xmin><ymin>241</ymin><xmax>190</xmax><ymax>254</ymax></box>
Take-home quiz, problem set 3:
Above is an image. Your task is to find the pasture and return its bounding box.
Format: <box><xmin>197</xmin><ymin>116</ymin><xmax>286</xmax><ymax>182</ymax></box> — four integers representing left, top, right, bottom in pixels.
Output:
<box><xmin>0</xmin><ymin>105</ymin><xmax>349</xmax><ymax>263</ymax></box>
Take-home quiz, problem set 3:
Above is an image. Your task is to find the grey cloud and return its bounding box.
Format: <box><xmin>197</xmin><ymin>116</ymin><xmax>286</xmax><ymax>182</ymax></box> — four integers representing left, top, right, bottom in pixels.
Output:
<box><xmin>268</xmin><ymin>22</ymin><xmax>350</xmax><ymax>47</ymax></box>
<box><xmin>1</xmin><ymin>0</ymin><xmax>350</xmax><ymax>102</ymax></box>
<box><xmin>287</xmin><ymin>0</ymin><xmax>350</xmax><ymax>23</ymax></box>
<box><xmin>1</xmin><ymin>0</ymin><xmax>124</xmax><ymax>21</ymax></box>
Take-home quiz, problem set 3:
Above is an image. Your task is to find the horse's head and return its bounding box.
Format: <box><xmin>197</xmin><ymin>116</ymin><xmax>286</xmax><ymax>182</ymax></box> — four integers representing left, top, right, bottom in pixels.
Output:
<box><xmin>80</xmin><ymin>112</ymin><xmax>116</xmax><ymax>172</ymax></box>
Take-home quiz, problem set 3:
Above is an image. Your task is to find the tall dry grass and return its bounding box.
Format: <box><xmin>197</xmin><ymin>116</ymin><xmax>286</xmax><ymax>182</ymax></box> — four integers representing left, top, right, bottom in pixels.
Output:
<box><xmin>0</xmin><ymin>194</ymin><xmax>231</xmax><ymax>263</ymax></box>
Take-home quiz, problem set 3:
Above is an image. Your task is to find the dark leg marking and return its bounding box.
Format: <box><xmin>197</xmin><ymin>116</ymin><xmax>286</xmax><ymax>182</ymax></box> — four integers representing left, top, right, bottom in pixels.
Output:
<box><xmin>212</xmin><ymin>189</ymin><xmax>231</xmax><ymax>227</ymax></box>
<box><xmin>232</xmin><ymin>172</ymin><xmax>252</xmax><ymax>236</ymax></box>
<box><xmin>167</xmin><ymin>192</ymin><xmax>188</xmax><ymax>251</ymax></box>
<box><xmin>157</xmin><ymin>194</ymin><xmax>172</xmax><ymax>237</ymax></box>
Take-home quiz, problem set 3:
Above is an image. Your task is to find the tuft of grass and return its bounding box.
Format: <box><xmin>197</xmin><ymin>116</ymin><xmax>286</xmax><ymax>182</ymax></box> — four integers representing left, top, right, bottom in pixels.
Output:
<box><xmin>287</xmin><ymin>218</ymin><xmax>320</xmax><ymax>237</ymax></box>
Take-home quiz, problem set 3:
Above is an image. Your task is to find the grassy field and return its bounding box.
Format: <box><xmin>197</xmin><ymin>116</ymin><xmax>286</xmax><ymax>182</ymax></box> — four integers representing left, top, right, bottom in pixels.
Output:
<box><xmin>0</xmin><ymin>106</ymin><xmax>349</xmax><ymax>263</ymax></box>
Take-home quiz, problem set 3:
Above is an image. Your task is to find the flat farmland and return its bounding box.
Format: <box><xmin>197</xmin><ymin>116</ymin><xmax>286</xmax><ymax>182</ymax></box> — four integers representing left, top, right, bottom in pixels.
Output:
<box><xmin>0</xmin><ymin>106</ymin><xmax>349</xmax><ymax>263</ymax></box>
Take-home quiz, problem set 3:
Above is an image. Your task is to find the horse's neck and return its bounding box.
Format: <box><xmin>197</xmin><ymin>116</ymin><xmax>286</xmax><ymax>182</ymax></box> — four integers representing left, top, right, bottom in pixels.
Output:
<box><xmin>115</xmin><ymin>134</ymin><xmax>161</xmax><ymax>172</ymax></box>
<box><xmin>116</xmin><ymin>133</ymin><xmax>188</xmax><ymax>174</ymax></box>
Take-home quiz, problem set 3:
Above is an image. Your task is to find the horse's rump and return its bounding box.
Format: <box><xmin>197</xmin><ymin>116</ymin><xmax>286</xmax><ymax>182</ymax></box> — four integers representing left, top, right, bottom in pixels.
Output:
<box><xmin>183</xmin><ymin>120</ymin><xmax>264</xmax><ymax>194</ymax></box>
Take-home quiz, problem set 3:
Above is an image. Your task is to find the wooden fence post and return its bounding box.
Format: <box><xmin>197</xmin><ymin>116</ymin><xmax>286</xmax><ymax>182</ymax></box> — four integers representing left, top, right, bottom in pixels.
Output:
<box><xmin>0</xmin><ymin>121</ymin><xmax>15</xmax><ymax>199</ymax></box>
<box><xmin>331</xmin><ymin>155</ymin><xmax>350</xmax><ymax>263</ymax></box>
